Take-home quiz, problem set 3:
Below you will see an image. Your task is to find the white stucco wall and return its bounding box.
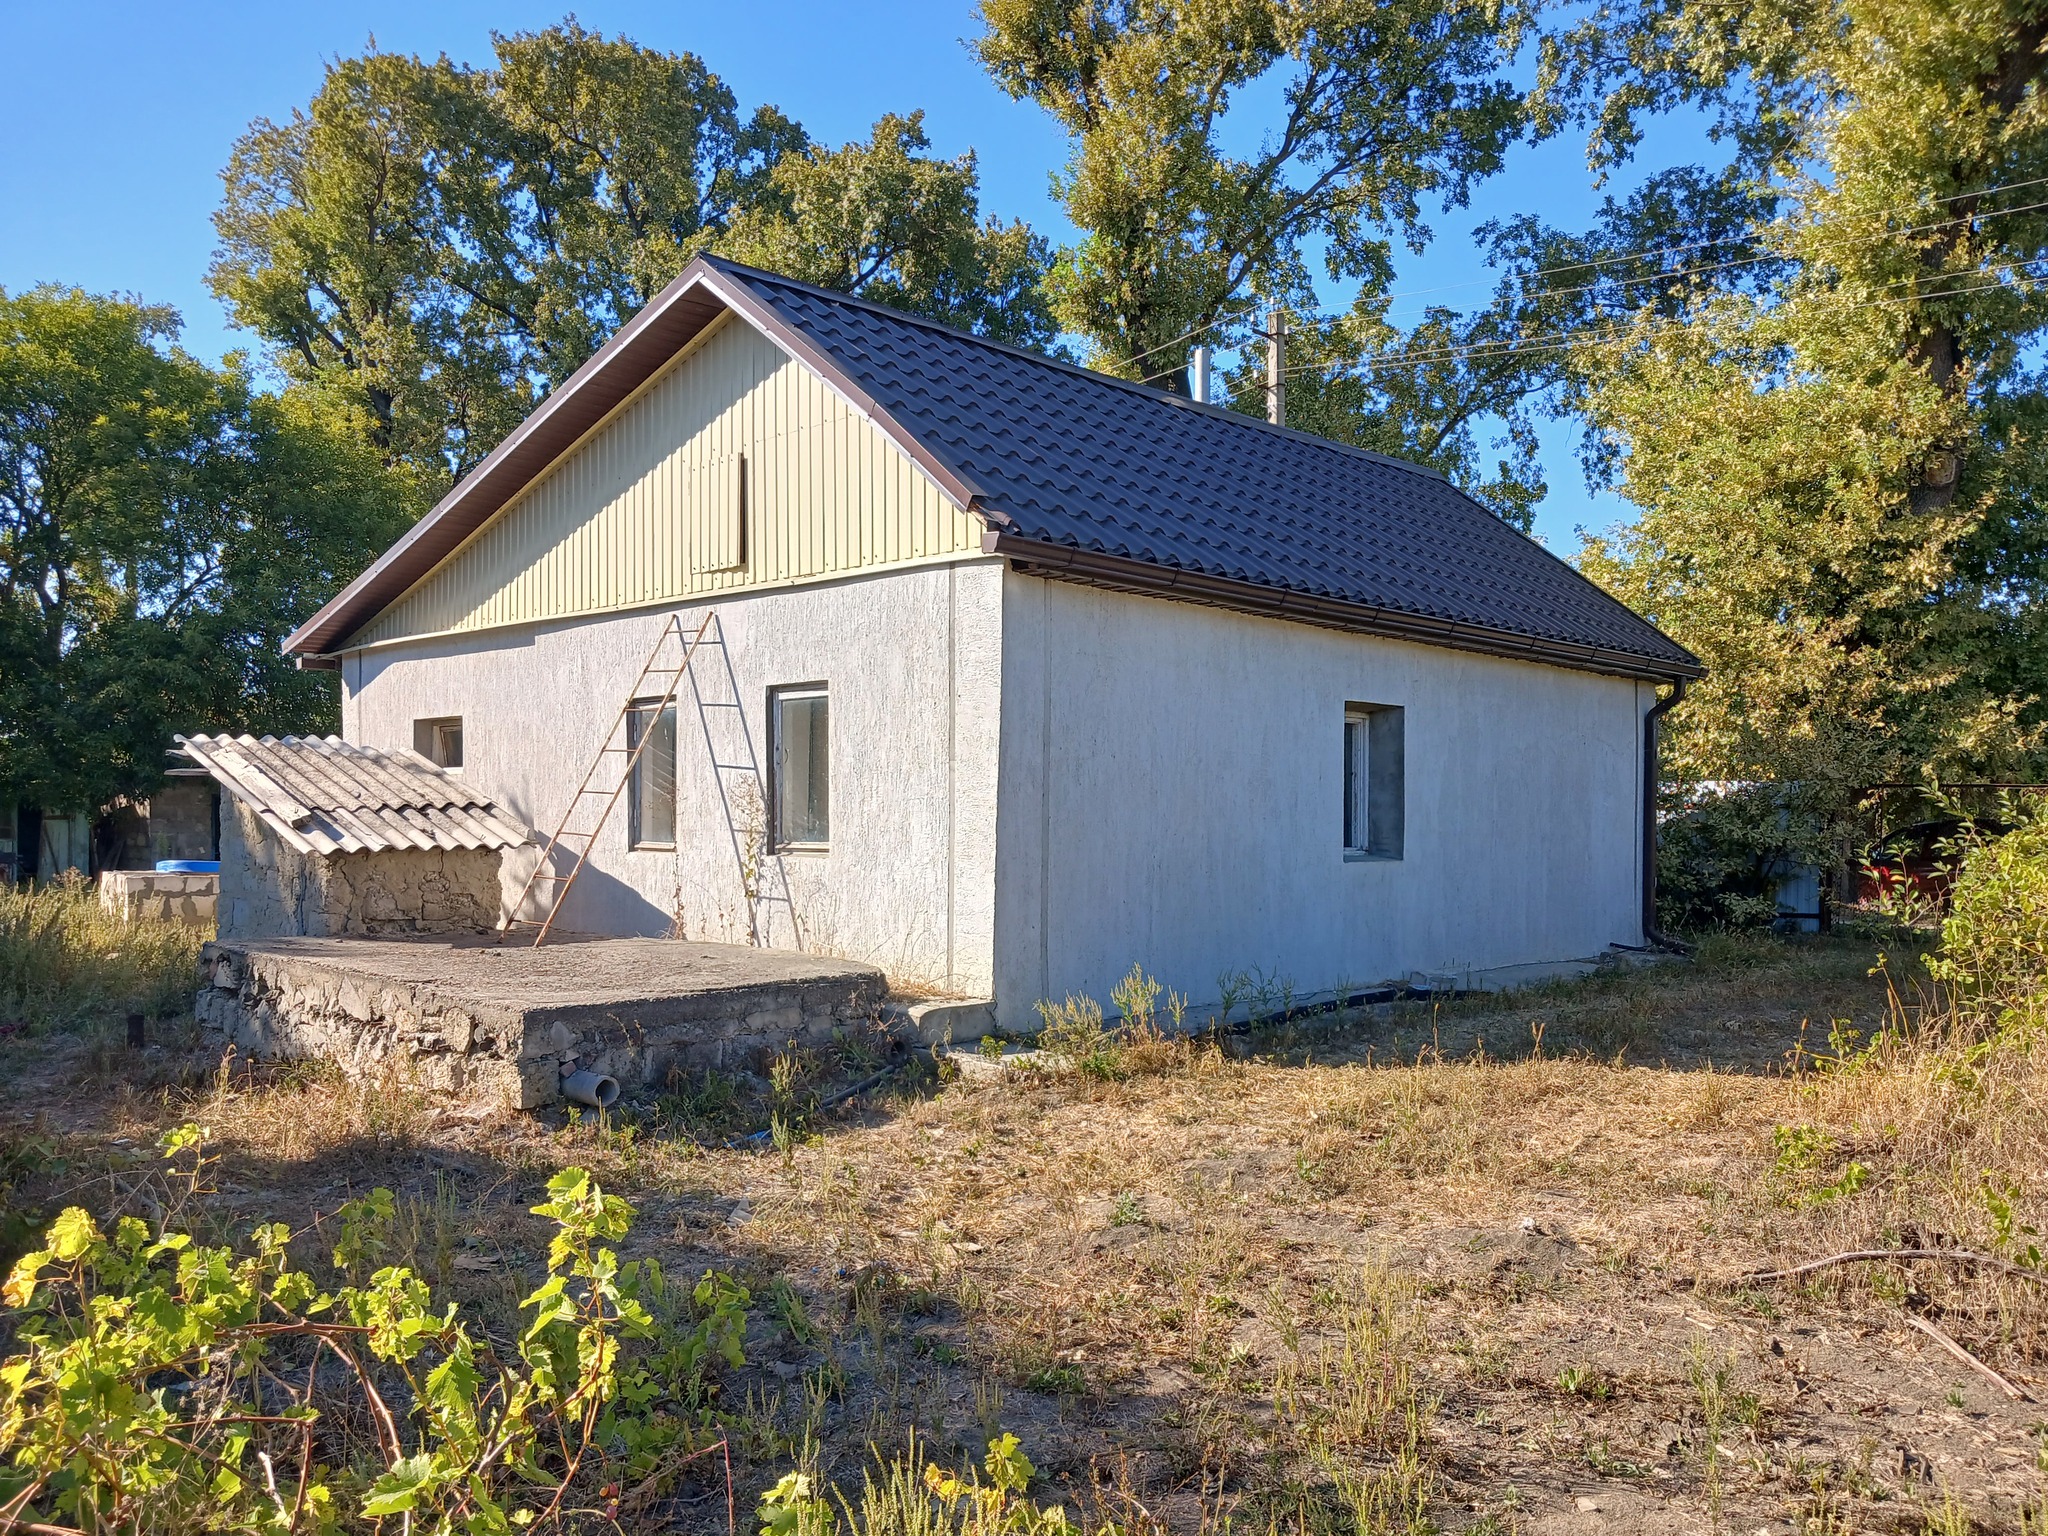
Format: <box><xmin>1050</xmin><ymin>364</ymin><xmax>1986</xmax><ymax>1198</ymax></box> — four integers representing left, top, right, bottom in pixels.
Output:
<box><xmin>340</xmin><ymin>560</ymin><xmax>1006</xmax><ymax>994</ymax></box>
<box><xmin>339</xmin><ymin>558</ymin><xmax>1652</xmax><ymax>1024</ymax></box>
<box><xmin>990</xmin><ymin>574</ymin><xmax>1649</xmax><ymax>1025</ymax></box>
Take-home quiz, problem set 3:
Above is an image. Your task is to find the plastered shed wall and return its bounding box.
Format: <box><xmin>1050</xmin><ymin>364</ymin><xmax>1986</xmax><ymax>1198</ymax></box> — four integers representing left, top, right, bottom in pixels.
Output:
<box><xmin>218</xmin><ymin>802</ymin><xmax>503</xmax><ymax>940</ymax></box>
<box><xmin>991</xmin><ymin>574</ymin><xmax>1648</xmax><ymax>1022</ymax></box>
<box><xmin>341</xmin><ymin>561</ymin><xmax>1006</xmax><ymax>994</ymax></box>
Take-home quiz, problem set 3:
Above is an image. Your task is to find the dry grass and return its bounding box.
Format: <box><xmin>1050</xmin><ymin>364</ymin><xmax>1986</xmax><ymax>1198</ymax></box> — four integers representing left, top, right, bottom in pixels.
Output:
<box><xmin>0</xmin><ymin>872</ymin><xmax>209</xmax><ymax>1035</ymax></box>
<box><xmin>4</xmin><ymin>929</ymin><xmax>2045</xmax><ymax>1533</ymax></box>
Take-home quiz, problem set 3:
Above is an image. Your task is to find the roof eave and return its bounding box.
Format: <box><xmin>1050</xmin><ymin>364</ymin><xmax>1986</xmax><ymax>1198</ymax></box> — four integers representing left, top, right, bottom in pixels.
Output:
<box><xmin>985</xmin><ymin>532</ymin><xmax>1705</xmax><ymax>684</ymax></box>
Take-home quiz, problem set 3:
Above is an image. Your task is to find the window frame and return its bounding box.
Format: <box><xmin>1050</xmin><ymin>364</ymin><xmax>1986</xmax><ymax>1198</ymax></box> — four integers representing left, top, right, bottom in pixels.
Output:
<box><xmin>768</xmin><ymin>683</ymin><xmax>831</xmax><ymax>854</ymax></box>
<box><xmin>413</xmin><ymin>716</ymin><xmax>464</xmax><ymax>771</ymax></box>
<box><xmin>625</xmin><ymin>698</ymin><xmax>679</xmax><ymax>851</ymax></box>
<box><xmin>1342</xmin><ymin>701</ymin><xmax>1405</xmax><ymax>862</ymax></box>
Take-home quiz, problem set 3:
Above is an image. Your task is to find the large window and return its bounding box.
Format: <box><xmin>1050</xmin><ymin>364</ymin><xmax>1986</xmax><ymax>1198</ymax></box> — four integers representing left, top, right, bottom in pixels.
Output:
<box><xmin>413</xmin><ymin>716</ymin><xmax>463</xmax><ymax>770</ymax></box>
<box><xmin>1343</xmin><ymin>703</ymin><xmax>1405</xmax><ymax>860</ymax></box>
<box><xmin>770</xmin><ymin>685</ymin><xmax>829</xmax><ymax>850</ymax></box>
<box><xmin>627</xmin><ymin>700</ymin><xmax>678</xmax><ymax>849</ymax></box>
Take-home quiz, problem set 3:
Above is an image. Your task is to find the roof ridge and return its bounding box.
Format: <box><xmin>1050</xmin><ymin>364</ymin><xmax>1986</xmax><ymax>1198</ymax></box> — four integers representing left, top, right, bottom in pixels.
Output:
<box><xmin>697</xmin><ymin>254</ymin><xmax>1454</xmax><ymax>487</ymax></box>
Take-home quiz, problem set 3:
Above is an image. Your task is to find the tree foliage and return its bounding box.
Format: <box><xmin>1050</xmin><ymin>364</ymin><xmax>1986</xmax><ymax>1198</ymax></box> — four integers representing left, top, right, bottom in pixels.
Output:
<box><xmin>212</xmin><ymin>21</ymin><xmax>1051</xmax><ymax>494</ymax></box>
<box><xmin>720</xmin><ymin>112</ymin><xmax>1052</xmax><ymax>347</ymax></box>
<box><xmin>1568</xmin><ymin>0</ymin><xmax>2048</xmax><ymax>797</ymax></box>
<box><xmin>1196</xmin><ymin>166</ymin><xmax>1776</xmax><ymax>529</ymax></box>
<box><xmin>0</xmin><ymin>287</ymin><xmax>408</xmax><ymax>815</ymax></box>
<box><xmin>979</xmin><ymin>0</ymin><xmax>1620</xmax><ymax>523</ymax></box>
<box><xmin>976</xmin><ymin>0</ymin><xmax>1535</xmax><ymax>387</ymax></box>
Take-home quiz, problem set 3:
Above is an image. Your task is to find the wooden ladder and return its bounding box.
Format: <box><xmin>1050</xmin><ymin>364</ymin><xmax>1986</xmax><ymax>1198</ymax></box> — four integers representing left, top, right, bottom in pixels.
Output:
<box><xmin>501</xmin><ymin>612</ymin><xmax>714</xmax><ymax>946</ymax></box>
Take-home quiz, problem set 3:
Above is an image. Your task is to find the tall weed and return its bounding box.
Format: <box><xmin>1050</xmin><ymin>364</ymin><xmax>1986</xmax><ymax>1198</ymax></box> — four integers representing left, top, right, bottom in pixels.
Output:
<box><xmin>0</xmin><ymin>1143</ymin><xmax>750</xmax><ymax>1533</ymax></box>
<box><xmin>0</xmin><ymin>873</ymin><xmax>207</xmax><ymax>1033</ymax></box>
<box><xmin>1794</xmin><ymin>814</ymin><xmax>2048</xmax><ymax>1364</ymax></box>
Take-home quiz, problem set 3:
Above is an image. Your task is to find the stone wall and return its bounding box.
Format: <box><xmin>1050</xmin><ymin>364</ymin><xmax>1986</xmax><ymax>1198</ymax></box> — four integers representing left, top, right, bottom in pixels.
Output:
<box><xmin>218</xmin><ymin>801</ymin><xmax>504</xmax><ymax>940</ymax></box>
<box><xmin>98</xmin><ymin>871</ymin><xmax>217</xmax><ymax>925</ymax></box>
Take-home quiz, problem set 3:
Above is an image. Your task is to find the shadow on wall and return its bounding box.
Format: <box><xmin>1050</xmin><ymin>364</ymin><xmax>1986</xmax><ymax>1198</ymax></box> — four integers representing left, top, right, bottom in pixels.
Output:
<box><xmin>499</xmin><ymin>841</ymin><xmax>678</xmax><ymax>939</ymax></box>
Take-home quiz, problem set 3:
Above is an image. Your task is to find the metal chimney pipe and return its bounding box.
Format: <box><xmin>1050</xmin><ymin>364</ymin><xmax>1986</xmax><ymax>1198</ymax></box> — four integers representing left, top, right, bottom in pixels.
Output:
<box><xmin>1265</xmin><ymin>309</ymin><xmax>1286</xmax><ymax>426</ymax></box>
<box><xmin>1191</xmin><ymin>345</ymin><xmax>1212</xmax><ymax>404</ymax></box>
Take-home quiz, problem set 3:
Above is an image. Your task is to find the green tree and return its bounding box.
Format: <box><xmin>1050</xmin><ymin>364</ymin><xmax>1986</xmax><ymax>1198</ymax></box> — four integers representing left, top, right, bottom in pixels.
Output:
<box><xmin>975</xmin><ymin>0</ymin><xmax>1536</xmax><ymax>390</ymax></box>
<box><xmin>0</xmin><ymin>287</ymin><xmax>409</xmax><ymax>817</ymax></box>
<box><xmin>210</xmin><ymin>48</ymin><xmax>473</xmax><ymax>497</ymax></box>
<box><xmin>721</xmin><ymin>112</ymin><xmax>1053</xmax><ymax>347</ymax></box>
<box><xmin>212</xmin><ymin>21</ymin><xmax>1051</xmax><ymax>494</ymax></box>
<box><xmin>1566</xmin><ymin>0</ymin><xmax>2048</xmax><ymax>795</ymax></box>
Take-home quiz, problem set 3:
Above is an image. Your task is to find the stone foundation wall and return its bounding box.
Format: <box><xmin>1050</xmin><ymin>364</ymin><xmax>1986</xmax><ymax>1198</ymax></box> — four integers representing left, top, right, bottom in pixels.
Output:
<box><xmin>218</xmin><ymin>802</ymin><xmax>503</xmax><ymax>940</ymax></box>
<box><xmin>196</xmin><ymin>940</ymin><xmax>888</xmax><ymax>1110</ymax></box>
<box><xmin>99</xmin><ymin>871</ymin><xmax>218</xmax><ymax>925</ymax></box>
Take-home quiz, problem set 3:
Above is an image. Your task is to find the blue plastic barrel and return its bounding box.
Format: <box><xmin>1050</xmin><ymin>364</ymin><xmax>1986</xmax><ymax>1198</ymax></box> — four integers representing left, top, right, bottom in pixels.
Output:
<box><xmin>155</xmin><ymin>860</ymin><xmax>221</xmax><ymax>874</ymax></box>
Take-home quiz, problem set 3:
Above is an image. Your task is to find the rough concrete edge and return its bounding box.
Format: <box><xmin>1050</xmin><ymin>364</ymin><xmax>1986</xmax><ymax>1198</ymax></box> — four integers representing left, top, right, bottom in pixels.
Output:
<box><xmin>892</xmin><ymin>999</ymin><xmax>997</xmax><ymax>1048</ymax></box>
<box><xmin>202</xmin><ymin>939</ymin><xmax>533</xmax><ymax>1035</ymax></box>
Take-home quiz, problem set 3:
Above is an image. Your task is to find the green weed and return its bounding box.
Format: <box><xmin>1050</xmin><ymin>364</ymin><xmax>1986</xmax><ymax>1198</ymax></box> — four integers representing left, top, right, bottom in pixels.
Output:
<box><xmin>0</xmin><ymin>1132</ymin><xmax>750</xmax><ymax>1532</ymax></box>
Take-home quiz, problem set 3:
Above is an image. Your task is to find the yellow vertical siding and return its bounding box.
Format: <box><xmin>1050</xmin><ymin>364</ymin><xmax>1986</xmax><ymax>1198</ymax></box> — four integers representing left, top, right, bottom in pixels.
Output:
<box><xmin>349</xmin><ymin>315</ymin><xmax>983</xmax><ymax>648</ymax></box>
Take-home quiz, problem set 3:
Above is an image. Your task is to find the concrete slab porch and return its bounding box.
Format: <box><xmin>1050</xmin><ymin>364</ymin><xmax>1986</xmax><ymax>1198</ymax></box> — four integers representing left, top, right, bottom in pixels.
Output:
<box><xmin>196</xmin><ymin>934</ymin><xmax>887</xmax><ymax>1110</ymax></box>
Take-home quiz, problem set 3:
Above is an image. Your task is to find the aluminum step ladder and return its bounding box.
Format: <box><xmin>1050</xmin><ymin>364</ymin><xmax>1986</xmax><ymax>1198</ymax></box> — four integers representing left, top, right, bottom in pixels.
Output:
<box><xmin>500</xmin><ymin>612</ymin><xmax>714</xmax><ymax>946</ymax></box>
<box><xmin>683</xmin><ymin>610</ymin><xmax>802</xmax><ymax>949</ymax></box>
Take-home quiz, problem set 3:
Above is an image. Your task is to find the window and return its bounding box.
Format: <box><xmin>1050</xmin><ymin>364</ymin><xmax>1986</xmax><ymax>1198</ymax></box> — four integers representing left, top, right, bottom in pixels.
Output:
<box><xmin>770</xmin><ymin>685</ymin><xmax>829</xmax><ymax>850</ymax></box>
<box><xmin>1343</xmin><ymin>703</ymin><xmax>1404</xmax><ymax>860</ymax></box>
<box><xmin>413</xmin><ymin>717</ymin><xmax>463</xmax><ymax>770</ymax></box>
<box><xmin>627</xmin><ymin>700</ymin><xmax>677</xmax><ymax>849</ymax></box>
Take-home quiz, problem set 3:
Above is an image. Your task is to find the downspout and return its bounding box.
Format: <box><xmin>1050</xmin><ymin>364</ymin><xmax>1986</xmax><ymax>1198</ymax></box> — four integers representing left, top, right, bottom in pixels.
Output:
<box><xmin>1642</xmin><ymin>678</ymin><xmax>1691</xmax><ymax>954</ymax></box>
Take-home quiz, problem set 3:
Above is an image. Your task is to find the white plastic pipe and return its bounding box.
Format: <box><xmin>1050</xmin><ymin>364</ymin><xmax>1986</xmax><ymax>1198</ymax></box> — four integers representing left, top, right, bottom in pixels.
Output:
<box><xmin>561</xmin><ymin>1069</ymin><xmax>620</xmax><ymax>1109</ymax></box>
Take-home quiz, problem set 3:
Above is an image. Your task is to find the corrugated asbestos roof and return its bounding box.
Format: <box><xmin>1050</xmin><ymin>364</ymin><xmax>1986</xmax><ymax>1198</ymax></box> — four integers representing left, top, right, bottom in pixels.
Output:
<box><xmin>287</xmin><ymin>254</ymin><xmax>1700</xmax><ymax>680</ymax></box>
<box><xmin>178</xmin><ymin>734</ymin><xmax>534</xmax><ymax>857</ymax></box>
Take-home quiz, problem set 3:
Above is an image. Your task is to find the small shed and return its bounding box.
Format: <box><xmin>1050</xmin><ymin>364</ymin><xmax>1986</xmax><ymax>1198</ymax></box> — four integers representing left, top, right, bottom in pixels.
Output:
<box><xmin>176</xmin><ymin>734</ymin><xmax>533</xmax><ymax>939</ymax></box>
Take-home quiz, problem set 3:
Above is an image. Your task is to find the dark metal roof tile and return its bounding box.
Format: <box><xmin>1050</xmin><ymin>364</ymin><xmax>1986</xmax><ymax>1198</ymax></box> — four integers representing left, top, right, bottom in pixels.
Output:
<box><xmin>292</xmin><ymin>253</ymin><xmax>1696</xmax><ymax>677</ymax></box>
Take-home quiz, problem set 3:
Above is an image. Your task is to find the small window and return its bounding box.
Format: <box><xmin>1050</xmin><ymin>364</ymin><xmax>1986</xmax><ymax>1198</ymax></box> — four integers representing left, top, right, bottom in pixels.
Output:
<box><xmin>414</xmin><ymin>716</ymin><xmax>463</xmax><ymax>770</ymax></box>
<box><xmin>770</xmin><ymin>685</ymin><xmax>829</xmax><ymax>850</ymax></box>
<box><xmin>627</xmin><ymin>700</ymin><xmax>678</xmax><ymax>849</ymax></box>
<box><xmin>1343</xmin><ymin>703</ymin><xmax>1404</xmax><ymax>860</ymax></box>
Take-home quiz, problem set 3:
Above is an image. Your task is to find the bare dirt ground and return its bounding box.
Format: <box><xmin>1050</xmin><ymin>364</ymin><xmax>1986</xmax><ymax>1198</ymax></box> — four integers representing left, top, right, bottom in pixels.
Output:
<box><xmin>3</xmin><ymin>932</ymin><xmax>2044</xmax><ymax>1534</ymax></box>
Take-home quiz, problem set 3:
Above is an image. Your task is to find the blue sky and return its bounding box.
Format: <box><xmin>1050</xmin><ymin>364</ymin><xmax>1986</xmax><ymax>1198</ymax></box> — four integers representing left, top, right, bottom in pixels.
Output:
<box><xmin>1</xmin><ymin>0</ymin><xmax>1707</xmax><ymax>548</ymax></box>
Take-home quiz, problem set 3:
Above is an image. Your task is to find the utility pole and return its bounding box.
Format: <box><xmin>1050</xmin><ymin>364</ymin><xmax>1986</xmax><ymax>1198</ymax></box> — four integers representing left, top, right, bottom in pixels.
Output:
<box><xmin>1265</xmin><ymin>308</ymin><xmax>1286</xmax><ymax>426</ymax></box>
<box><xmin>1190</xmin><ymin>344</ymin><xmax>1212</xmax><ymax>404</ymax></box>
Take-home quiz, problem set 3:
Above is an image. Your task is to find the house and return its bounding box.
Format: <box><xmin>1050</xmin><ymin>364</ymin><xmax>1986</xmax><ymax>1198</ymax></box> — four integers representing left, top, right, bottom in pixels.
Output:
<box><xmin>284</xmin><ymin>255</ymin><xmax>1702</xmax><ymax>1029</ymax></box>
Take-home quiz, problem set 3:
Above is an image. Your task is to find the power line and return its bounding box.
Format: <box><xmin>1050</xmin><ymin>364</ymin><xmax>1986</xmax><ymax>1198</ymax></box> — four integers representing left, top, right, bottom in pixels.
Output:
<box><xmin>1120</xmin><ymin>172</ymin><xmax>2048</xmax><ymax>376</ymax></box>
<box><xmin>1328</xmin><ymin>252</ymin><xmax>2048</xmax><ymax>378</ymax></box>
<box><xmin>1216</xmin><ymin>260</ymin><xmax>2048</xmax><ymax>402</ymax></box>
<box><xmin>1379</xmin><ymin>194</ymin><xmax>2048</xmax><ymax>322</ymax></box>
<box><xmin>1375</xmin><ymin>172</ymin><xmax>2048</xmax><ymax>312</ymax></box>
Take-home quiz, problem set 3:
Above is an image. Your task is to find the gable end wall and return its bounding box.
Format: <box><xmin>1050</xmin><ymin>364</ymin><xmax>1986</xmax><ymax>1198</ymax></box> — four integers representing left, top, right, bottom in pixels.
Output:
<box><xmin>350</xmin><ymin>315</ymin><xmax>985</xmax><ymax>649</ymax></box>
